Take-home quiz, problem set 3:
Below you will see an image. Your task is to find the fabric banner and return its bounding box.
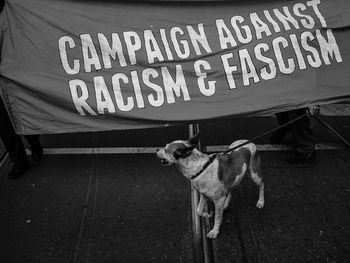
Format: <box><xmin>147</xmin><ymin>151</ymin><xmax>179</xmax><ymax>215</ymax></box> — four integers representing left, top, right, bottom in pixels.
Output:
<box><xmin>0</xmin><ymin>0</ymin><xmax>350</xmax><ymax>134</ymax></box>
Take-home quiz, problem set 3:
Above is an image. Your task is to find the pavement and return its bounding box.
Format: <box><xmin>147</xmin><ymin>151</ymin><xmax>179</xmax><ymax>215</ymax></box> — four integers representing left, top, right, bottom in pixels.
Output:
<box><xmin>0</xmin><ymin>105</ymin><xmax>350</xmax><ymax>263</ymax></box>
<box><xmin>212</xmin><ymin>150</ymin><xmax>350</xmax><ymax>263</ymax></box>
<box><xmin>0</xmin><ymin>155</ymin><xmax>193</xmax><ymax>263</ymax></box>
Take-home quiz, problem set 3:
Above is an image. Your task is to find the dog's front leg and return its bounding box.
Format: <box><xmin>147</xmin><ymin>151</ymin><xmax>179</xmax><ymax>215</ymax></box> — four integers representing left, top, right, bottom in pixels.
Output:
<box><xmin>207</xmin><ymin>197</ymin><xmax>226</xmax><ymax>239</ymax></box>
<box><xmin>224</xmin><ymin>192</ymin><xmax>232</xmax><ymax>210</ymax></box>
<box><xmin>197</xmin><ymin>193</ymin><xmax>213</xmax><ymax>218</ymax></box>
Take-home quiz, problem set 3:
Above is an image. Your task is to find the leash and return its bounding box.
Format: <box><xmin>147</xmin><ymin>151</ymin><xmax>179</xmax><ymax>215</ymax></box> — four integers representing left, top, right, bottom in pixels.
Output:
<box><xmin>190</xmin><ymin>154</ymin><xmax>217</xmax><ymax>180</ymax></box>
<box><xmin>190</xmin><ymin>112</ymin><xmax>309</xmax><ymax>180</ymax></box>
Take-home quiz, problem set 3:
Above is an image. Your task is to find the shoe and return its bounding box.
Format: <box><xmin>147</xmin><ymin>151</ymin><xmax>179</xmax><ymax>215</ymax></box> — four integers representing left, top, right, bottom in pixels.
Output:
<box><xmin>30</xmin><ymin>145</ymin><xmax>43</xmax><ymax>162</ymax></box>
<box><xmin>287</xmin><ymin>150</ymin><xmax>316</xmax><ymax>165</ymax></box>
<box><xmin>8</xmin><ymin>160</ymin><xmax>29</xmax><ymax>179</ymax></box>
<box><xmin>269</xmin><ymin>130</ymin><xmax>287</xmax><ymax>144</ymax></box>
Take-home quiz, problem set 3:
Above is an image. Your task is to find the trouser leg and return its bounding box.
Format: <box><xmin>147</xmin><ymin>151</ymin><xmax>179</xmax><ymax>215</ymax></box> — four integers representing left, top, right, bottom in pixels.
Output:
<box><xmin>270</xmin><ymin>111</ymin><xmax>292</xmax><ymax>143</ymax></box>
<box><xmin>24</xmin><ymin>134</ymin><xmax>43</xmax><ymax>161</ymax></box>
<box><xmin>275</xmin><ymin>111</ymin><xmax>292</xmax><ymax>134</ymax></box>
<box><xmin>0</xmin><ymin>99</ymin><xmax>28</xmax><ymax>165</ymax></box>
<box><xmin>25</xmin><ymin>135</ymin><xmax>40</xmax><ymax>148</ymax></box>
<box><xmin>288</xmin><ymin>108</ymin><xmax>315</xmax><ymax>153</ymax></box>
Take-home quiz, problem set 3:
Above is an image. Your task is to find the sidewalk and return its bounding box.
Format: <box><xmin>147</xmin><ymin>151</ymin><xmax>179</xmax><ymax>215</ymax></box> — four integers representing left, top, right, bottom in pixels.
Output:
<box><xmin>0</xmin><ymin>150</ymin><xmax>349</xmax><ymax>262</ymax></box>
<box><xmin>0</xmin><ymin>155</ymin><xmax>193</xmax><ymax>263</ymax></box>
<box><xmin>0</xmin><ymin>104</ymin><xmax>349</xmax><ymax>262</ymax></box>
<box><xmin>213</xmin><ymin>150</ymin><xmax>350</xmax><ymax>263</ymax></box>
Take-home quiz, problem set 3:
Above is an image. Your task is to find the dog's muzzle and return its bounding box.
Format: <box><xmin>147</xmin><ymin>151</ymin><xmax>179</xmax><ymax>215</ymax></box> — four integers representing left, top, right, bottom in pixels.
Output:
<box><xmin>160</xmin><ymin>158</ymin><xmax>170</xmax><ymax>165</ymax></box>
<box><xmin>156</xmin><ymin>148</ymin><xmax>170</xmax><ymax>165</ymax></box>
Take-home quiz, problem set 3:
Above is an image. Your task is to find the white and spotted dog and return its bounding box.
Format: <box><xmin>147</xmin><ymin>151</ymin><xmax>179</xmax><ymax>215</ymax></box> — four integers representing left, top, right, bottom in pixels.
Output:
<box><xmin>156</xmin><ymin>132</ymin><xmax>264</xmax><ymax>239</ymax></box>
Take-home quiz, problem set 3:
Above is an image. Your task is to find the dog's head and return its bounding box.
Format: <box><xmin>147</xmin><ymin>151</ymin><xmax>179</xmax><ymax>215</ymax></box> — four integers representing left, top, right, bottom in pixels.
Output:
<box><xmin>156</xmin><ymin>132</ymin><xmax>201</xmax><ymax>166</ymax></box>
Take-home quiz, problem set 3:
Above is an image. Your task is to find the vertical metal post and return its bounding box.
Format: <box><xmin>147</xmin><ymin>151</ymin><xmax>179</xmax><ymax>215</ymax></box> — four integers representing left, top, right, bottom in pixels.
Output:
<box><xmin>190</xmin><ymin>124</ymin><xmax>203</xmax><ymax>263</ymax></box>
<box><xmin>189</xmin><ymin>123</ymin><xmax>214</xmax><ymax>263</ymax></box>
<box><xmin>313</xmin><ymin>115</ymin><xmax>350</xmax><ymax>150</ymax></box>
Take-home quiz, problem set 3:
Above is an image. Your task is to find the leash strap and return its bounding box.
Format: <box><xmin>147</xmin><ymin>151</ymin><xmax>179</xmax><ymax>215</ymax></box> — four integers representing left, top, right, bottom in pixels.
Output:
<box><xmin>189</xmin><ymin>112</ymin><xmax>309</xmax><ymax>180</ymax></box>
<box><xmin>218</xmin><ymin>112</ymin><xmax>309</xmax><ymax>156</ymax></box>
<box><xmin>190</xmin><ymin>154</ymin><xmax>218</xmax><ymax>180</ymax></box>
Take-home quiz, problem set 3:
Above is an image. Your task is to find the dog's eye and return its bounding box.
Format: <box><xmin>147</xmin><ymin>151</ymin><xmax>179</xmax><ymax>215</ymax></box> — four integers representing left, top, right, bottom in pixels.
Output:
<box><xmin>173</xmin><ymin>149</ymin><xmax>182</xmax><ymax>159</ymax></box>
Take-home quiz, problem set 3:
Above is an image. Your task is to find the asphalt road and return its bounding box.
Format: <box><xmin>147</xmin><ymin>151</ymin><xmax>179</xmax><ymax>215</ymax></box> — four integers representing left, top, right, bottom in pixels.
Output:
<box><xmin>0</xmin><ymin>113</ymin><xmax>349</xmax><ymax>262</ymax></box>
<box><xmin>212</xmin><ymin>150</ymin><xmax>350</xmax><ymax>263</ymax></box>
<box><xmin>0</xmin><ymin>155</ymin><xmax>193</xmax><ymax>263</ymax></box>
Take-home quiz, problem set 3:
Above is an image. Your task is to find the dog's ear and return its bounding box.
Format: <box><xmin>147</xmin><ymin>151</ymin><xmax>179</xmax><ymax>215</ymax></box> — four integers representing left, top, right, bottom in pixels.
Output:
<box><xmin>188</xmin><ymin>132</ymin><xmax>201</xmax><ymax>145</ymax></box>
<box><xmin>174</xmin><ymin>145</ymin><xmax>195</xmax><ymax>160</ymax></box>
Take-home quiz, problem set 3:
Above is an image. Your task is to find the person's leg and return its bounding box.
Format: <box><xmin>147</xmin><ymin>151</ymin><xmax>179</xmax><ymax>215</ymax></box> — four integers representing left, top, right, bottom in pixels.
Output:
<box><xmin>287</xmin><ymin>108</ymin><xmax>316</xmax><ymax>163</ymax></box>
<box><xmin>288</xmin><ymin>108</ymin><xmax>315</xmax><ymax>152</ymax></box>
<box><xmin>24</xmin><ymin>135</ymin><xmax>43</xmax><ymax>161</ymax></box>
<box><xmin>270</xmin><ymin>111</ymin><xmax>291</xmax><ymax>143</ymax></box>
<box><xmin>0</xmin><ymin>99</ymin><xmax>29</xmax><ymax>178</ymax></box>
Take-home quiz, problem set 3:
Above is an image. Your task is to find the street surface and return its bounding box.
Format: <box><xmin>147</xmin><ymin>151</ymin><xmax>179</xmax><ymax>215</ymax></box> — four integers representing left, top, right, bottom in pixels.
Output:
<box><xmin>0</xmin><ymin>105</ymin><xmax>349</xmax><ymax>262</ymax></box>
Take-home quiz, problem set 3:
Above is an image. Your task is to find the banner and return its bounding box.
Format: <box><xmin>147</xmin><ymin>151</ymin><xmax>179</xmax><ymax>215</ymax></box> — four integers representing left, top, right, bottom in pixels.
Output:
<box><xmin>1</xmin><ymin>0</ymin><xmax>350</xmax><ymax>134</ymax></box>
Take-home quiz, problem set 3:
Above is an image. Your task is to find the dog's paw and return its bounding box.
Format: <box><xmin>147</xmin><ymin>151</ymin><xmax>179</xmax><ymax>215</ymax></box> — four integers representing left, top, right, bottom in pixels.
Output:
<box><xmin>197</xmin><ymin>211</ymin><xmax>213</xmax><ymax>218</ymax></box>
<box><xmin>256</xmin><ymin>200</ymin><xmax>264</xmax><ymax>209</ymax></box>
<box><xmin>203</xmin><ymin>211</ymin><xmax>213</xmax><ymax>218</ymax></box>
<box><xmin>207</xmin><ymin>229</ymin><xmax>219</xmax><ymax>239</ymax></box>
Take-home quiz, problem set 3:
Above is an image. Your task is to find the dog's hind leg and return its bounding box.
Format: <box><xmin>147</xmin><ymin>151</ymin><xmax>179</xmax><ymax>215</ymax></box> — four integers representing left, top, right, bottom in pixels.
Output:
<box><xmin>207</xmin><ymin>197</ymin><xmax>226</xmax><ymax>239</ymax></box>
<box><xmin>197</xmin><ymin>193</ymin><xmax>213</xmax><ymax>218</ymax></box>
<box><xmin>249</xmin><ymin>153</ymin><xmax>265</xmax><ymax>209</ymax></box>
<box><xmin>253</xmin><ymin>177</ymin><xmax>264</xmax><ymax>209</ymax></box>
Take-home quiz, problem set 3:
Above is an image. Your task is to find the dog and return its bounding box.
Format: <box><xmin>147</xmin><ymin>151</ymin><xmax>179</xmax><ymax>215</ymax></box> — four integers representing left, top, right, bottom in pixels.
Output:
<box><xmin>156</xmin><ymin>132</ymin><xmax>264</xmax><ymax>239</ymax></box>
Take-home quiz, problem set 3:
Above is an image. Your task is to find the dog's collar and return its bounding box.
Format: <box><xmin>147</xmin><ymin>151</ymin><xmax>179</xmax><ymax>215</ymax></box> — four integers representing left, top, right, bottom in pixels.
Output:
<box><xmin>190</xmin><ymin>154</ymin><xmax>218</xmax><ymax>180</ymax></box>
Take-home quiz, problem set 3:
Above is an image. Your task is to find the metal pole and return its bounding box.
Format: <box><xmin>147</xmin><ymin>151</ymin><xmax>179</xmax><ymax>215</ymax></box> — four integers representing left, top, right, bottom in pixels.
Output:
<box><xmin>190</xmin><ymin>124</ymin><xmax>203</xmax><ymax>263</ymax></box>
<box><xmin>313</xmin><ymin>115</ymin><xmax>350</xmax><ymax>150</ymax></box>
<box><xmin>189</xmin><ymin>123</ymin><xmax>214</xmax><ymax>263</ymax></box>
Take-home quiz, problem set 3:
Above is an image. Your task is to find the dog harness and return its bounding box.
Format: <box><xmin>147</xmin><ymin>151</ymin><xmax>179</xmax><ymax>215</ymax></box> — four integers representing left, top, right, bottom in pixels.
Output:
<box><xmin>190</xmin><ymin>154</ymin><xmax>218</xmax><ymax>180</ymax></box>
